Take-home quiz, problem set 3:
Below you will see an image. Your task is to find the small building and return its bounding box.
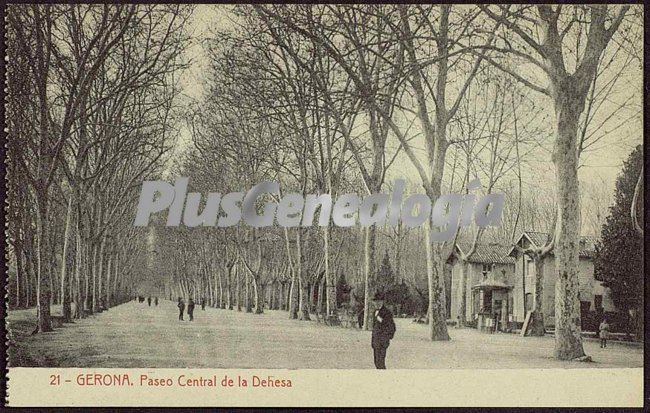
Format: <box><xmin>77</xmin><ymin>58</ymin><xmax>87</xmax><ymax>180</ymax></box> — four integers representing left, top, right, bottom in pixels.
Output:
<box><xmin>448</xmin><ymin>243</ymin><xmax>516</xmax><ymax>331</ymax></box>
<box><xmin>507</xmin><ymin>231</ymin><xmax>617</xmax><ymax>330</ymax></box>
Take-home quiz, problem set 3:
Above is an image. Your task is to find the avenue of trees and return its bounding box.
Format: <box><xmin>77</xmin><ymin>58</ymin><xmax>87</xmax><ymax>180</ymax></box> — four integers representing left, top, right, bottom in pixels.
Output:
<box><xmin>6</xmin><ymin>4</ymin><xmax>194</xmax><ymax>330</ymax></box>
<box><xmin>6</xmin><ymin>5</ymin><xmax>642</xmax><ymax>361</ymax></box>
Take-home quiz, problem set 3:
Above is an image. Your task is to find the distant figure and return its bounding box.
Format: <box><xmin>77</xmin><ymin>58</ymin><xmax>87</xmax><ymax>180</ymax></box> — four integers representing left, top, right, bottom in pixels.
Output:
<box><xmin>178</xmin><ymin>297</ymin><xmax>185</xmax><ymax>321</ymax></box>
<box><xmin>154</xmin><ymin>297</ymin><xmax>158</xmax><ymax>306</ymax></box>
<box><xmin>147</xmin><ymin>296</ymin><xmax>152</xmax><ymax>306</ymax></box>
<box><xmin>188</xmin><ymin>298</ymin><xmax>196</xmax><ymax>321</ymax></box>
<box><xmin>371</xmin><ymin>291</ymin><xmax>395</xmax><ymax>369</ymax></box>
<box><xmin>357</xmin><ymin>309</ymin><xmax>364</xmax><ymax>329</ymax></box>
<box><xmin>599</xmin><ymin>318</ymin><xmax>610</xmax><ymax>348</ymax></box>
<box><xmin>201</xmin><ymin>298</ymin><xmax>206</xmax><ymax>311</ymax></box>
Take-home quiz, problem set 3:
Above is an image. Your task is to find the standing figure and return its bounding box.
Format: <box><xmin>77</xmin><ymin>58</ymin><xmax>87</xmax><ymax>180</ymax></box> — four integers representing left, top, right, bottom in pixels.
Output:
<box><xmin>188</xmin><ymin>298</ymin><xmax>195</xmax><ymax>321</ymax></box>
<box><xmin>147</xmin><ymin>296</ymin><xmax>152</xmax><ymax>307</ymax></box>
<box><xmin>599</xmin><ymin>317</ymin><xmax>610</xmax><ymax>348</ymax></box>
<box><xmin>178</xmin><ymin>297</ymin><xmax>185</xmax><ymax>321</ymax></box>
<box><xmin>371</xmin><ymin>292</ymin><xmax>395</xmax><ymax>369</ymax></box>
<box><xmin>201</xmin><ymin>297</ymin><xmax>206</xmax><ymax>311</ymax></box>
<box><xmin>154</xmin><ymin>297</ymin><xmax>158</xmax><ymax>306</ymax></box>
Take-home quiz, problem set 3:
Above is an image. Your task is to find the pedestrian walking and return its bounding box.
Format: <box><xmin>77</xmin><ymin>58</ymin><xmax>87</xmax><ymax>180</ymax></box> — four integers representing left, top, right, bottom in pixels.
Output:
<box><xmin>371</xmin><ymin>291</ymin><xmax>395</xmax><ymax>369</ymax></box>
<box><xmin>178</xmin><ymin>297</ymin><xmax>185</xmax><ymax>321</ymax></box>
<box><xmin>154</xmin><ymin>297</ymin><xmax>158</xmax><ymax>306</ymax></box>
<box><xmin>599</xmin><ymin>317</ymin><xmax>610</xmax><ymax>348</ymax></box>
<box><xmin>147</xmin><ymin>296</ymin><xmax>151</xmax><ymax>306</ymax></box>
<box><xmin>201</xmin><ymin>297</ymin><xmax>206</xmax><ymax>311</ymax></box>
<box><xmin>188</xmin><ymin>298</ymin><xmax>195</xmax><ymax>321</ymax></box>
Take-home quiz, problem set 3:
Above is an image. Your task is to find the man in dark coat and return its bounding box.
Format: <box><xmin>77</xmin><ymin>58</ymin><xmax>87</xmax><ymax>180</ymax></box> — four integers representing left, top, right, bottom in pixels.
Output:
<box><xmin>154</xmin><ymin>297</ymin><xmax>158</xmax><ymax>306</ymax></box>
<box><xmin>147</xmin><ymin>296</ymin><xmax>152</xmax><ymax>306</ymax></box>
<box><xmin>371</xmin><ymin>291</ymin><xmax>395</xmax><ymax>369</ymax></box>
<box><xmin>177</xmin><ymin>297</ymin><xmax>185</xmax><ymax>321</ymax></box>
<box><xmin>188</xmin><ymin>298</ymin><xmax>196</xmax><ymax>321</ymax></box>
<box><xmin>201</xmin><ymin>297</ymin><xmax>206</xmax><ymax>311</ymax></box>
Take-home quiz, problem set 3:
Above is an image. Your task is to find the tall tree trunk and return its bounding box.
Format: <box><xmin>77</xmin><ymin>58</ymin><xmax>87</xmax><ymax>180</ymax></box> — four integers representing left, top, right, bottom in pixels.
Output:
<box><xmin>112</xmin><ymin>250</ymin><xmax>119</xmax><ymax>307</ymax></box>
<box><xmin>245</xmin><ymin>271</ymin><xmax>252</xmax><ymax>313</ymax></box>
<box><xmin>227</xmin><ymin>264</ymin><xmax>233</xmax><ymax>310</ymax></box>
<box><xmin>528</xmin><ymin>257</ymin><xmax>546</xmax><ymax>336</ymax></box>
<box><xmin>97</xmin><ymin>238</ymin><xmax>105</xmax><ymax>311</ymax></box>
<box><xmin>254</xmin><ymin>279</ymin><xmax>264</xmax><ymax>314</ymax></box>
<box><xmin>425</xmin><ymin>231</ymin><xmax>450</xmax><ymax>340</ymax></box>
<box><xmin>552</xmin><ymin>86</ymin><xmax>586</xmax><ymax>360</ymax></box>
<box><xmin>90</xmin><ymin>242</ymin><xmax>97</xmax><ymax>314</ymax></box>
<box><xmin>362</xmin><ymin>226</ymin><xmax>376</xmax><ymax>330</ymax></box>
<box><xmin>297</xmin><ymin>229</ymin><xmax>310</xmax><ymax>320</ymax></box>
<box><xmin>323</xmin><ymin>226</ymin><xmax>337</xmax><ymax>316</ymax></box>
<box><xmin>105</xmin><ymin>253</ymin><xmax>112</xmax><ymax>310</ymax></box>
<box><xmin>236</xmin><ymin>265</ymin><xmax>242</xmax><ymax>312</ymax></box>
<box><xmin>25</xmin><ymin>245</ymin><xmax>35</xmax><ymax>308</ymax></box>
<box><xmin>457</xmin><ymin>262</ymin><xmax>467</xmax><ymax>327</ymax></box>
<box><xmin>299</xmin><ymin>277</ymin><xmax>310</xmax><ymax>320</ymax></box>
<box><xmin>280</xmin><ymin>282</ymin><xmax>287</xmax><ymax>311</ymax></box>
<box><xmin>15</xmin><ymin>242</ymin><xmax>23</xmax><ymax>308</ymax></box>
<box><xmin>317</xmin><ymin>277</ymin><xmax>324</xmax><ymax>316</ymax></box>
<box><xmin>219</xmin><ymin>272</ymin><xmax>226</xmax><ymax>309</ymax></box>
<box><xmin>59</xmin><ymin>222</ymin><xmax>69</xmax><ymax>309</ymax></box>
<box><xmin>309</xmin><ymin>282</ymin><xmax>316</xmax><ymax>313</ymax></box>
<box><xmin>74</xmin><ymin>231</ymin><xmax>82</xmax><ymax>318</ymax></box>
<box><xmin>35</xmin><ymin>203</ymin><xmax>53</xmax><ymax>332</ymax></box>
<box><xmin>288</xmin><ymin>246</ymin><xmax>298</xmax><ymax>318</ymax></box>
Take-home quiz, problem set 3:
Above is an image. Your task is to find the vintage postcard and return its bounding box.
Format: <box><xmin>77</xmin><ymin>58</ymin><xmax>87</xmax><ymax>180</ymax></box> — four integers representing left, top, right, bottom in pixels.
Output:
<box><xmin>3</xmin><ymin>4</ymin><xmax>644</xmax><ymax>408</ymax></box>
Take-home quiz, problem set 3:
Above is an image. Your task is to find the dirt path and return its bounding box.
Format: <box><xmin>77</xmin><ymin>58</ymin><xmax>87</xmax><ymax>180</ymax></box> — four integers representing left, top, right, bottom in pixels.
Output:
<box><xmin>7</xmin><ymin>300</ymin><xmax>643</xmax><ymax>368</ymax></box>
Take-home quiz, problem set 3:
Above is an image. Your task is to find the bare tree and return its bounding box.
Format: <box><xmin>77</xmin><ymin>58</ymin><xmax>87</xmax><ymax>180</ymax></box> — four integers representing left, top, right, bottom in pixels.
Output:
<box><xmin>479</xmin><ymin>4</ymin><xmax>632</xmax><ymax>360</ymax></box>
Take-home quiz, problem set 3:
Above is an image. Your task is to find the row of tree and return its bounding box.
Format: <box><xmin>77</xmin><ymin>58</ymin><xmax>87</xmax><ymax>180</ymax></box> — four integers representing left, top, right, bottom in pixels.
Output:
<box><xmin>5</xmin><ymin>5</ymin><xmax>642</xmax><ymax>362</ymax></box>
<box><xmin>6</xmin><ymin>5</ymin><xmax>194</xmax><ymax>330</ymax></box>
<box><xmin>152</xmin><ymin>4</ymin><xmax>640</xmax><ymax>361</ymax></box>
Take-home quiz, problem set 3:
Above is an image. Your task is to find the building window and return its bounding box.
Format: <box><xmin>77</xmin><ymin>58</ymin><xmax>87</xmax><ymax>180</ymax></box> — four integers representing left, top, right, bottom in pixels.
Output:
<box><xmin>482</xmin><ymin>263</ymin><xmax>493</xmax><ymax>274</ymax></box>
<box><xmin>594</xmin><ymin>295</ymin><xmax>603</xmax><ymax>312</ymax></box>
<box><xmin>525</xmin><ymin>260</ymin><xmax>535</xmax><ymax>294</ymax></box>
<box><xmin>482</xmin><ymin>290</ymin><xmax>492</xmax><ymax>312</ymax></box>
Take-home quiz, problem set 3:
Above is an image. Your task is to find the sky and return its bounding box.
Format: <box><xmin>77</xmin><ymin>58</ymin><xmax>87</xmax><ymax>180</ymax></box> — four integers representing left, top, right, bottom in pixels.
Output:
<box><xmin>170</xmin><ymin>5</ymin><xmax>643</xmax><ymax>231</ymax></box>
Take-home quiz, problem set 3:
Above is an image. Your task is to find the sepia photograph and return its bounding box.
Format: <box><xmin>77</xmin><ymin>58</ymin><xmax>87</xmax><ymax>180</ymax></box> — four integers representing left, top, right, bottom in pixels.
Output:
<box><xmin>2</xmin><ymin>3</ymin><xmax>645</xmax><ymax>407</ymax></box>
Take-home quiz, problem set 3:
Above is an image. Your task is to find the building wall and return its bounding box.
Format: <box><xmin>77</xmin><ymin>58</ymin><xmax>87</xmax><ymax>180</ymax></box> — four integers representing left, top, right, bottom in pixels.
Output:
<box><xmin>512</xmin><ymin>254</ymin><xmax>528</xmax><ymax>323</ymax></box>
<box><xmin>449</xmin><ymin>252</ymin><xmax>619</xmax><ymax>328</ymax></box>
<box><xmin>450</xmin><ymin>259</ymin><xmax>461</xmax><ymax>321</ymax></box>
<box><xmin>511</xmin><ymin>253</ymin><xmax>617</xmax><ymax>327</ymax></box>
<box><xmin>450</xmin><ymin>260</ymin><xmax>515</xmax><ymax>323</ymax></box>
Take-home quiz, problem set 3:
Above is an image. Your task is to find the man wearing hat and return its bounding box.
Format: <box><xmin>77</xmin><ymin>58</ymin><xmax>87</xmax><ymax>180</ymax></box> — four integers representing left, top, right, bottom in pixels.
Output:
<box><xmin>371</xmin><ymin>291</ymin><xmax>396</xmax><ymax>369</ymax></box>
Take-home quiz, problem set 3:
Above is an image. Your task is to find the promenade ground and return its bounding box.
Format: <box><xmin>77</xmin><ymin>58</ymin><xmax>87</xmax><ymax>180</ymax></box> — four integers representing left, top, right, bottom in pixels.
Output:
<box><xmin>7</xmin><ymin>300</ymin><xmax>643</xmax><ymax>369</ymax></box>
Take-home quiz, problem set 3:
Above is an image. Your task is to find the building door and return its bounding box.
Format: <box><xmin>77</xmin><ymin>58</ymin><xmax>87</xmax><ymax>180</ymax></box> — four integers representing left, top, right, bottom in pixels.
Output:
<box><xmin>494</xmin><ymin>299</ymin><xmax>502</xmax><ymax>331</ymax></box>
<box><xmin>524</xmin><ymin>293</ymin><xmax>533</xmax><ymax>312</ymax></box>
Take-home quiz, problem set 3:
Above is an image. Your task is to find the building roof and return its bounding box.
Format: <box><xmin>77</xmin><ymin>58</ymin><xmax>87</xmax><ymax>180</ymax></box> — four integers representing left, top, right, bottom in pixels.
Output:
<box><xmin>471</xmin><ymin>279</ymin><xmax>512</xmax><ymax>290</ymax></box>
<box><xmin>523</xmin><ymin>231</ymin><xmax>551</xmax><ymax>249</ymax></box>
<box><xmin>455</xmin><ymin>242</ymin><xmax>516</xmax><ymax>265</ymax></box>
<box><xmin>509</xmin><ymin>231</ymin><xmax>598</xmax><ymax>259</ymax></box>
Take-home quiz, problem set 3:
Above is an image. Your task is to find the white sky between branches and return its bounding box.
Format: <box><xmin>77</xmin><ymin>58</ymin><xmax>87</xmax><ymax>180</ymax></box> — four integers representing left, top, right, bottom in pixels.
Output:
<box><xmin>171</xmin><ymin>5</ymin><xmax>643</xmax><ymax>229</ymax></box>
